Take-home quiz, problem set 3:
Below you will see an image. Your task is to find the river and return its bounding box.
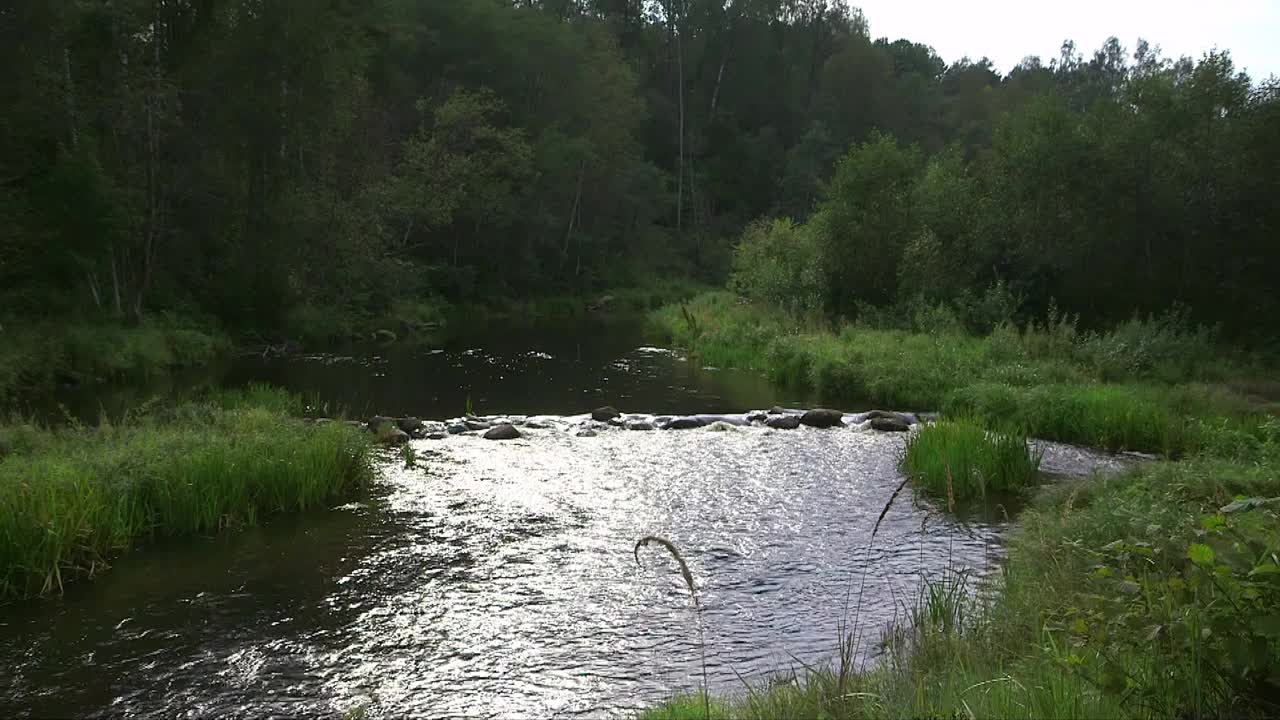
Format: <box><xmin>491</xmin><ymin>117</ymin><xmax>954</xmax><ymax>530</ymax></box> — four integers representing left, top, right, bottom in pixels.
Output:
<box><xmin>0</xmin><ymin>319</ymin><xmax>1121</xmax><ymax>718</ymax></box>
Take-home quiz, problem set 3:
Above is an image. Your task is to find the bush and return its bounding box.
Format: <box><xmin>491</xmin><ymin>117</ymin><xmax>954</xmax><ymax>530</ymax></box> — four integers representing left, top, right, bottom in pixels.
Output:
<box><xmin>729</xmin><ymin>218</ymin><xmax>824</xmax><ymax>315</ymax></box>
<box><xmin>284</xmin><ymin>303</ymin><xmax>358</xmax><ymax>344</ymax></box>
<box><xmin>954</xmin><ymin>279</ymin><xmax>1023</xmax><ymax>333</ymax></box>
<box><xmin>1078</xmin><ymin>306</ymin><xmax>1221</xmax><ymax>383</ymax></box>
<box><xmin>903</xmin><ymin>418</ymin><xmax>1042</xmax><ymax>502</ymax></box>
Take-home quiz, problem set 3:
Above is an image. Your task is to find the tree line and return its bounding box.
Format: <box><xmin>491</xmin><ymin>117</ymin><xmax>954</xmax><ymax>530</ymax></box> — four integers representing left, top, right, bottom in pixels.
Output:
<box><xmin>2</xmin><ymin>1</ymin><xmax>1277</xmax><ymax>338</ymax></box>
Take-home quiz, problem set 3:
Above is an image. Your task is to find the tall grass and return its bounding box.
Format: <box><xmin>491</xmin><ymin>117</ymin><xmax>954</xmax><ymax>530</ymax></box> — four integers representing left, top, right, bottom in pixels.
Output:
<box><xmin>635</xmin><ymin>536</ymin><xmax>709</xmax><ymax>720</ymax></box>
<box><xmin>644</xmin><ymin>291</ymin><xmax>1280</xmax><ymax>718</ymax></box>
<box><xmin>0</xmin><ymin>403</ymin><xmax>371</xmax><ymax>599</ymax></box>
<box><xmin>0</xmin><ymin>315</ymin><xmax>230</xmax><ymax>399</ymax></box>
<box><xmin>903</xmin><ymin>418</ymin><xmax>1042</xmax><ymax>503</ymax></box>
<box><xmin>649</xmin><ymin>292</ymin><xmax>1274</xmax><ymax>456</ymax></box>
<box><xmin>645</xmin><ymin>454</ymin><xmax>1280</xmax><ymax>720</ymax></box>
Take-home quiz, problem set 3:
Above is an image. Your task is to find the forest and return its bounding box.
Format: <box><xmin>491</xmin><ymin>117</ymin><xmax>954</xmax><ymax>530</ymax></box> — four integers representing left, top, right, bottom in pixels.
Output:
<box><xmin>4</xmin><ymin>0</ymin><xmax>1278</xmax><ymax>364</ymax></box>
<box><xmin>3</xmin><ymin>4</ymin><xmax>1280</xmax><ymax>718</ymax></box>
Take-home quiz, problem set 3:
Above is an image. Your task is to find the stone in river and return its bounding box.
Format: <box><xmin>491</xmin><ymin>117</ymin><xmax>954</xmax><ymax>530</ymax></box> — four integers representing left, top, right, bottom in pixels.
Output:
<box><xmin>483</xmin><ymin>424</ymin><xmax>521</xmax><ymax>440</ymax></box>
<box><xmin>800</xmin><ymin>409</ymin><xmax>844</xmax><ymax>428</ymax></box>
<box><xmin>766</xmin><ymin>414</ymin><xmax>801</xmax><ymax>430</ymax></box>
<box><xmin>591</xmin><ymin>406</ymin><xmax>622</xmax><ymax>422</ymax></box>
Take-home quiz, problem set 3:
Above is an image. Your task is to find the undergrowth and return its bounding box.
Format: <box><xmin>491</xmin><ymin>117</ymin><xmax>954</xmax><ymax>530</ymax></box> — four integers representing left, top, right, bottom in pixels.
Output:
<box><xmin>644</xmin><ymin>291</ymin><xmax>1280</xmax><ymax>719</ymax></box>
<box><xmin>650</xmin><ymin>292</ymin><xmax>1276</xmax><ymax>455</ymax></box>
<box><xmin>0</xmin><ymin>314</ymin><xmax>230</xmax><ymax>400</ymax></box>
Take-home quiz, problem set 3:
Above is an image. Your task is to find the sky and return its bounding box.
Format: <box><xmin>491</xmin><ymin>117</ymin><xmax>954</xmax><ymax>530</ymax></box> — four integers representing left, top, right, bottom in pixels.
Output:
<box><xmin>857</xmin><ymin>0</ymin><xmax>1280</xmax><ymax>80</ymax></box>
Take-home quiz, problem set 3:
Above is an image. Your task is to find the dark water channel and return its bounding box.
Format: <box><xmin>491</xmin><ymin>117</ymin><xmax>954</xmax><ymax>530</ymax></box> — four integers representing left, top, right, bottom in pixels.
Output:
<box><xmin>1</xmin><ymin>319</ymin><xmax>1123</xmax><ymax>718</ymax></box>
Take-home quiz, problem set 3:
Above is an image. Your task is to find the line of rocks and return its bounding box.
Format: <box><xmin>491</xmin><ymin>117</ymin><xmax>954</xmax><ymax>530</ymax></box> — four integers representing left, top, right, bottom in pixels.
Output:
<box><xmin>344</xmin><ymin>405</ymin><xmax>934</xmax><ymax>445</ymax></box>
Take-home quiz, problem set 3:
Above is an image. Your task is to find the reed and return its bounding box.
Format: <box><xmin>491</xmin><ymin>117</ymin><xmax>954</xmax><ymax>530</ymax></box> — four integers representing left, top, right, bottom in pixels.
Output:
<box><xmin>902</xmin><ymin>418</ymin><xmax>1042</xmax><ymax>502</ymax></box>
<box><xmin>0</xmin><ymin>403</ymin><xmax>371</xmax><ymax>599</ymax></box>
<box><xmin>635</xmin><ymin>536</ymin><xmax>709</xmax><ymax>720</ymax></box>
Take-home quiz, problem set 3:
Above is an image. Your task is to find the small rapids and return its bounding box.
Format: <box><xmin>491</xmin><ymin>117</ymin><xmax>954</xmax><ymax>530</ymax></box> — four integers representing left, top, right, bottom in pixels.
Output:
<box><xmin>0</xmin><ymin>418</ymin><xmax>1123</xmax><ymax>719</ymax></box>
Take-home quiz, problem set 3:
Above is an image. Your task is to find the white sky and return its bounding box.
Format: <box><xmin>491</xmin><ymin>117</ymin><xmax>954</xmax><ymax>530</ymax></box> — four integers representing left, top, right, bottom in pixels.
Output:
<box><xmin>858</xmin><ymin>0</ymin><xmax>1280</xmax><ymax>80</ymax></box>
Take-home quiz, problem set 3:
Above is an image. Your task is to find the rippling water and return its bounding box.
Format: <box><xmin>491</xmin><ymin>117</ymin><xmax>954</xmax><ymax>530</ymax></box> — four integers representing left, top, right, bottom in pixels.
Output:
<box><xmin>0</xmin><ymin>417</ymin><xmax>1123</xmax><ymax>719</ymax></box>
<box><xmin>2</xmin><ymin>328</ymin><xmax>1131</xmax><ymax>718</ymax></box>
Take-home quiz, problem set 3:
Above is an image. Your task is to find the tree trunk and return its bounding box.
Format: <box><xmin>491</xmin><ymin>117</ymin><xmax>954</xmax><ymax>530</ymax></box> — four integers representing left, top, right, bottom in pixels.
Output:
<box><xmin>110</xmin><ymin>247</ymin><xmax>124</xmax><ymax>316</ymax></box>
<box><xmin>709</xmin><ymin>0</ymin><xmax>739</xmax><ymax>118</ymax></box>
<box><xmin>672</xmin><ymin>1</ymin><xmax>685</xmax><ymax>235</ymax></box>
<box><xmin>562</xmin><ymin>160</ymin><xmax>585</xmax><ymax>264</ymax></box>
<box><xmin>86</xmin><ymin>269</ymin><xmax>101</xmax><ymax>308</ymax></box>
<box><xmin>64</xmin><ymin>46</ymin><xmax>78</xmax><ymax>149</ymax></box>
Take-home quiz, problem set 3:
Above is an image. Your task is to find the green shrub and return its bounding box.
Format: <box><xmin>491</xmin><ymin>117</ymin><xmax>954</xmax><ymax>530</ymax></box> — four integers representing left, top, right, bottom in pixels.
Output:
<box><xmin>729</xmin><ymin>218</ymin><xmax>824</xmax><ymax>315</ymax></box>
<box><xmin>284</xmin><ymin>303</ymin><xmax>358</xmax><ymax>344</ymax></box>
<box><xmin>1078</xmin><ymin>306</ymin><xmax>1222</xmax><ymax>383</ymax></box>
<box><xmin>903</xmin><ymin>418</ymin><xmax>1042</xmax><ymax>502</ymax></box>
<box><xmin>0</xmin><ymin>317</ymin><xmax>228</xmax><ymax>398</ymax></box>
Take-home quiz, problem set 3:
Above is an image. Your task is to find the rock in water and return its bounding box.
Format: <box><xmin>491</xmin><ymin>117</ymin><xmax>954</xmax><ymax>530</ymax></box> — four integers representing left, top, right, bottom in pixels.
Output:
<box><xmin>766</xmin><ymin>414</ymin><xmax>801</xmax><ymax>430</ymax></box>
<box><xmin>378</xmin><ymin>428</ymin><xmax>411</xmax><ymax>446</ymax></box>
<box><xmin>397</xmin><ymin>417</ymin><xmax>422</xmax><ymax>433</ymax></box>
<box><xmin>591</xmin><ymin>406</ymin><xmax>621</xmax><ymax>422</ymax></box>
<box><xmin>626</xmin><ymin>420</ymin><xmax>656</xmax><ymax>431</ymax></box>
<box><xmin>464</xmin><ymin>420</ymin><xmax>491</xmax><ymax>431</ymax></box>
<box><xmin>746</xmin><ymin>410</ymin><xmax>770</xmax><ymax>423</ymax></box>
<box><xmin>575</xmin><ymin>429</ymin><xmax>598</xmax><ymax>438</ymax></box>
<box><xmin>870</xmin><ymin>417</ymin><xmax>910</xmax><ymax>432</ymax></box>
<box><xmin>426</xmin><ymin>432</ymin><xmax>448</xmax><ymax>440</ymax></box>
<box><xmin>666</xmin><ymin>416</ymin><xmax>707</xmax><ymax>430</ymax></box>
<box><xmin>368</xmin><ymin>415</ymin><xmax>397</xmax><ymax>433</ymax></box>
<box><xmin>483</xmin><ymin>424</ymin><xmax>521</xmax><ymax>440</ymax></box>
<box><xmin>800</xmin><ymin>408</ymin><xmax>844</xmax><ymax>428</ymax></box>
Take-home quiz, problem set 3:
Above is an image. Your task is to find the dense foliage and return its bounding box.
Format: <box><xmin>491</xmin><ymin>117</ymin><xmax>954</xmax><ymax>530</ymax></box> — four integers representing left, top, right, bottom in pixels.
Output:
<box><xmin>6</xmin><ymin>1</ymin><xmax>1275</xmax><ymax>346</ymax></box>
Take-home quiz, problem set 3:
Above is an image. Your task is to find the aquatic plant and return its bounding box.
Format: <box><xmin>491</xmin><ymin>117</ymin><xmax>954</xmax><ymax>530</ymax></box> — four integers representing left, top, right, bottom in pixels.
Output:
<box><xmin>635</xmin><ymin>535</ymin><xmax>709</xmax><ymax>720</ymax></box>
<box><xmin>0</xmin><ymin>401</ymin><xmax>372</xmax><ymax>599</ymax></box>
<box><xmin>903</xmin><ymin>418</ymin><xmax>1042</xmax><ymax>502</ymax></box>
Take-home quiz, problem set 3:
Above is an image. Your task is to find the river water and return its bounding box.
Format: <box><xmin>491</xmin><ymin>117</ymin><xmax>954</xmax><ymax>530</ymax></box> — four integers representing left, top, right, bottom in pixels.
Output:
<box><xmin>0</xmin><ymin>320</ymin><xmax>1122</xmax><ymax>718</ymax></box>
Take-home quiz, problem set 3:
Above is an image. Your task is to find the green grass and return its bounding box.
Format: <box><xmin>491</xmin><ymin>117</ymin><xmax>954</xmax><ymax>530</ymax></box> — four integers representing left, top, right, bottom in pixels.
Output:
<box><xmin>644</xmin><ymin>291</ymin><xmax>1280</xmax><ymax>719</ymax></box>
<box><xmin>903</xmin><ymin>418</ymin><xmax>1042</xmax><ymax>503</ymax></box>
<box><xmin>0</xmin><ymin>399</ymin><xmax>371</xmax><ymax>599</ymax></box>
<box><xmin>644</xmin><ymin>456</ymin><xmax>1280</xmax><ymax>720</ymax></box>
<box><xmin>649</xmin><ymin>292</ymin><xmax>1275</xmax><ymax>455</ymax></box>
<box><xmin>0</xmin><ymin>314</ymin><xmax>230</xmax><ymax>400</ymax></box>
<box><xmin>455</xmin><ymin>278</ymin><xmax>711</xmax><ymax>328</ymax></box>
<box><xmin>206</xmin><ymin>382</ymin><xmax>306</xmax><ymax>416</ymax></box>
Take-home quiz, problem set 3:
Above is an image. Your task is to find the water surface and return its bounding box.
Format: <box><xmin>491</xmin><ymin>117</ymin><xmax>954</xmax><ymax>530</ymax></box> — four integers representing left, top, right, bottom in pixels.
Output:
<box><xmin>0</xmin><ymin>323</ymin><xmax>1123</xmax><ymax>718</ymax></box>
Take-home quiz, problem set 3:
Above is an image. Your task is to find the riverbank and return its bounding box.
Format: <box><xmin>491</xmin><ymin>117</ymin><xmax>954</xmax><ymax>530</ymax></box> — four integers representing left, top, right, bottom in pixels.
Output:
<box><xmin>649</xmin><ymin>292</ymin><xmax>1278</xmax><ymax>455</ymax></box>
<box><xmin>0</xmin><ymin>315</ymin><xmax>231</xmax><ymax>403</ymax></box>
<box><xmin>644</xmin><ymin>292</ymin><xmax>1280</xmax><ymax>719</ymax></box>
<box><xmin>0</xmin><ymin>280</ymin><xmax>709</xmax><ymax>404</ymax></box>
<box><xmin>0</xmin><ymin>386</ymin><xmax>372</xmax><ymax>600</ymax></box>
<box><xmin>282</xmin><ymin>279</ymin><xmax>711</xmax><ymax>346</ymax></box>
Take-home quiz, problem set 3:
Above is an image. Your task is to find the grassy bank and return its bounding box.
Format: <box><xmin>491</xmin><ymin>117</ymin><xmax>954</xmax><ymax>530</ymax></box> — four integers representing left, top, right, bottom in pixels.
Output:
<box><xmin>0</xmin><ymin>315</ymin><xmax>230</xmax><ymax>401</ymax></box>
<box><xmin>650</xmin><ymin>292</ymin><xmax>1277</xmax><ymax>455</ymax></box>
<box><xmin>644</xmin><ymin>291</ymin><xmax>1280</xmax><ymax>719</ymax></box>
<box><xmin>0</xmin><ymin>387</ymin><xmax>371</xmax><ymax>599</ymax></box>
<box><xmin>283</xmin><ymin>279</ymin><xmax>711</xmax><ymax>346</ymax></box>
<box><xmin>645</xmin><ymin>451</ymin><xmax>1280</xmax><ymax>720</ymax></box>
